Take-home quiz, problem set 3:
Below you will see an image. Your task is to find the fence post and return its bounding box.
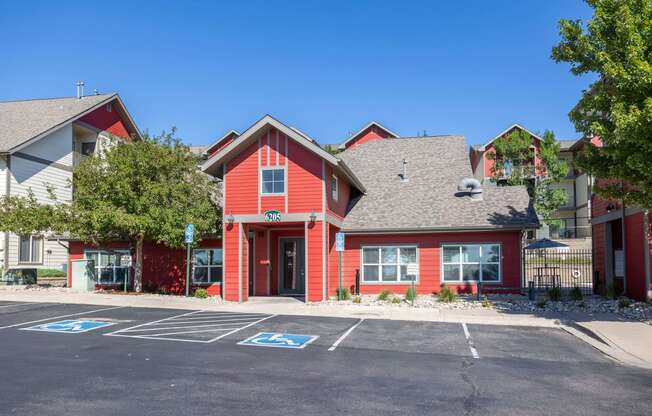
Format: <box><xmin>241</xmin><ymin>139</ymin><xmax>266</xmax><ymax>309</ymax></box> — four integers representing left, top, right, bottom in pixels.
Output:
<box><xmin>528</xmin><ymin>281</ymin><xmax>535</xmax><ymax>301</ymax></box>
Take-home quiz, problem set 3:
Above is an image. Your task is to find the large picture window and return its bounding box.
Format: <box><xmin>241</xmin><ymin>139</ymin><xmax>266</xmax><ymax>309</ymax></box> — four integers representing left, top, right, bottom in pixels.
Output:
<box><xmin>85</xmin><ymin>250</ymin><xmax>131</xmax><ymax>285</ymax></box>
<box><xmin>19</xmin><ymin>235</ymin><xmax>42</xmax><ymax>263</ymax></box>
<box><xmin>193</xmin><ymin>248</ymin><xmax>223</xmax><ymax>283</ymax></box>
<box><xmin>261</xmin><ymin>167</ymin><xmax>285</xmax><ymax>195</ymax></box>
<box><xmin>361</xmin><ymin>246</ymin><xmax>417</xmax><ymax>283</ymax></box>
<box><xmin>442</xmin><ymin>244</ymin><xmax>501</xmax><ymax>282</ymax></box>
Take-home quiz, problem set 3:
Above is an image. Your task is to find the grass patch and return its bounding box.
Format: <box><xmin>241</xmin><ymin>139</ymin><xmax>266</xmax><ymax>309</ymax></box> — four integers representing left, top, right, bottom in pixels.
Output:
<box><xmin>405</xmin><ymin>286</ymin><xmax>417</xmax><ymax>302</ymax></box>
<box><xmin>194</xmin><ymin>288</ymin><xmax>208</xmax><ymax>299</ymax></box>
<box><xmin>481</xmin><ymin>296</ymin><xmax>492</xmax><ymax>308</ymax></box>
<box><xmin>377</xmin><ymin>289</ymin><xmax>393</xmax><ymax>301</ymax></box>
<box><xmin>391</xmin><ymin>296</ymin><xmax>402</xmax><ymax>304</ymax></box>
<box><xmin>336</xmin><ymin>287</ymin><xmax>351</xmax><ymax>300</ymax></box>
<box><xmin>37</xmin><ymin>268</ymin><xmax>66</xmax><ymax>278</ymax></box>
<box><xmin>438</xmin><ymin>285</ymin><xmax>457</xmax><ymax>303</ymax></box>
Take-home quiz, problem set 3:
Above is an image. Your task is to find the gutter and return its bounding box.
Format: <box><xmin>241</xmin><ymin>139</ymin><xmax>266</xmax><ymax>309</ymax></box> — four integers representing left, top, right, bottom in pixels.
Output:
<box><xmin>340</xmin><ymin>225</ymin><xmax>537</xmax><ymax>235</ymax></box>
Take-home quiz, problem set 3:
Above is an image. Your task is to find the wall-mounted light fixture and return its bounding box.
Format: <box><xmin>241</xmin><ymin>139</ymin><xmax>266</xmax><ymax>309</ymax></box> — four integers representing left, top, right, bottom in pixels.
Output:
<box><xmin>226</xmin><ymin>213</ymin><xmax>235</xmax><ymax>224</ymax></box>
<box><xmin>606</xmin><ymin>203</ymin><xmax>616</xmax><ymax>213</ymax></box>
<box><xmin>309</xmin><ymin>212</ymin><xmax>317</xmax><ymax>222</ymax></box>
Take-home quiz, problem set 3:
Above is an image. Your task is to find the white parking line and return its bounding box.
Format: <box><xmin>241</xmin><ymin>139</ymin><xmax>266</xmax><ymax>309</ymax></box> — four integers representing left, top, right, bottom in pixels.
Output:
<box><xmin>462</xmin><ymin>323</ymin><xmax>480</xmax><ymax>359</ymax></box>
<box><xmin>328</xmin><ymin>318</ymin><xmax>364</xmax><ymax>351</ymax></box>
<box><xmin>0</xmin><ymin>306</ymin><xmax>125</xmax><ymax>330</ymax></box>
<box><xmin>105</xmin><ymin>310</ymin><xmax>203</xmax><ymax>335</ymax></box>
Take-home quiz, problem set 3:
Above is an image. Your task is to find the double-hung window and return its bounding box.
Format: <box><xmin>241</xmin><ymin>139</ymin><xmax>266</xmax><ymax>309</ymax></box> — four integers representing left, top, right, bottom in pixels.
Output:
<box><xmin>442</xmin><ymin>244</ymin><xmax>500</xmax><ymax>282</ymax></box>
<box><xmin>331</xmin><ymin>175</ymin><xmax>339</xmax><ymax>201</ymax></box>
<box><xmin>193</xmin><ymin>248</ymin><xmax>223</xmax><ymax>283</ymax></box>
<box><xmin>85</xmin><ymin>250</ymin><xmax>130</xmax><ymax>284</ymax></box>
<box><xmin>362</xmin><ymin>246</ymin><xmax>417</xmax><ymax>283</ymax></box>
<box><xmin>19</xmin><ymin>235</ymin><xmax>42</xmax><ymax>263</ymax></box>
<box><xmin>261</xmin><ymin>167</ymin><xmax>285</xmax><ymax>195</ymax></box>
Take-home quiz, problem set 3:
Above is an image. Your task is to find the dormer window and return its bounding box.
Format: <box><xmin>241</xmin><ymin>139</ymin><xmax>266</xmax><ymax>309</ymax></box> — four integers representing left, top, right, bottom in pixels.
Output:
<box><xmin>331</xmin><ymin>175</ymin><xmax>339</xmax><ymax>201</ymax></box>
<box><xmin>261</xmin><ymin>167</ymin><xmax>285</xmax><ymax>195</ymax></box>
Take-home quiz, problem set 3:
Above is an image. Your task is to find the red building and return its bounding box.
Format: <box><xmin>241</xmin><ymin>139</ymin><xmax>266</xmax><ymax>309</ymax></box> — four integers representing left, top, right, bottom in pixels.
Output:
<box><xmin>197</xmin><ymin>115</ymin><xmax>538</xmax><ymax>302</ymax></box>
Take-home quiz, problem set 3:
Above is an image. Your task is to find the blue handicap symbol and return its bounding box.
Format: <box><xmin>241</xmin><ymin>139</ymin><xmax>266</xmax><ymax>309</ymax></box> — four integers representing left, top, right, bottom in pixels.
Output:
<box><xmin>23</xmin><ymin>319</ymin><xmax>115</xmax><ymax>334</ymax></box>
<box><xmin>238</xmin><ymin>332</ymin><xmax>318</xmax><ymax>349</ymax></box>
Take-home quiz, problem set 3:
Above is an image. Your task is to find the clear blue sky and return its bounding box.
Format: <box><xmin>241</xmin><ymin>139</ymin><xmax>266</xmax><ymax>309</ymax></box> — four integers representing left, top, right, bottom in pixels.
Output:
<box><xmin>0</xmin><ymin>1</ymin><xmax>594</xmax><ymax>146</ymax></box>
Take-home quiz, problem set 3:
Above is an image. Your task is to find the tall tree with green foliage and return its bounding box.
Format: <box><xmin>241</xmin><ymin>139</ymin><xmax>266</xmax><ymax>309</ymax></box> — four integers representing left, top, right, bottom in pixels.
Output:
<box><xmin>552</xmin><ymin>0</ymin><xmax>652</xmax><ymax>209</ymax></box>
<box><xmin>487</xmin><ymin>129</ymin><xmax>569</xmax><ymax>223</ymax></box>
<box><xmin>0</xmin><ymin>131</ymin><xmax>221</xmax><ymax>291</ymax></box>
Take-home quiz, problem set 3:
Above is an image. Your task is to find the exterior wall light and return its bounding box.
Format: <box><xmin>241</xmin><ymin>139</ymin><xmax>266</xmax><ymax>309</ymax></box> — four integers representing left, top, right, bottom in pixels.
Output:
<box><xmin>309</xmin><ymin>212</ymin><xmax>317</xmax><ymax>222</ymax></box>
<box><xmin>226</xmin><ymin>214</ymin><xmax>235</xmax><ymax>224</ymax></box>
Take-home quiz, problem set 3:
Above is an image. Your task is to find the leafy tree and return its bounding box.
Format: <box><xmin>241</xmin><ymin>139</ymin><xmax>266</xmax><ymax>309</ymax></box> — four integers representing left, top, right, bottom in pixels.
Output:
<box><xmin>0</xmin><ymin>131</ymin><xmax>221</xmax><ymax>292</ymax></box>
<box><xmin>323</xmin><ymin>144</ymin><xmax>341</xmax><ymax>155</ymax></box>
<box><xmin>487</xmin><ymin>128</ymin><xmax>569</xmax><ymax>224</ymax></box>
<box><xmin>552</xmin><ymin>0</ymin><xmax>652</xmax><ymax>209</ymax></box>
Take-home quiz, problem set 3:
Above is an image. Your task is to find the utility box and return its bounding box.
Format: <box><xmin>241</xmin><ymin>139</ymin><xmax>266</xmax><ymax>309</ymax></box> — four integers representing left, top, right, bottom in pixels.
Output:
<box><xmin>71</xmin><ymin>259</ymin><xmax>96</xmax><ymax>292</ymax></box>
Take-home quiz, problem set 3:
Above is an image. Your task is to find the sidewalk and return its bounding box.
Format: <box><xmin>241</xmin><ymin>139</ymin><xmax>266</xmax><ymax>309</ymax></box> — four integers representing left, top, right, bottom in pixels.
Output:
<box><xmin>1</xmin><ymin>288</ymin><xmax>651</xmax><ymax>369</ymax></box>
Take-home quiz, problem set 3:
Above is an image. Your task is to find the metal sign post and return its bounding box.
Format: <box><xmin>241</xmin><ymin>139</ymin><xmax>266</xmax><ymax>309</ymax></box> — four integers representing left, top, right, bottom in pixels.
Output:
<box><xmin>121</xmin><ymin>254</ymin><xmax>132</xmax><ymax>293</ymax></box>
<box><xmin>407</xmin><ymin>263</ymin><xmax>418</xmax><ymax>307</ymax></box>
<box><xmin>335</xmin><ymin>233</ymin><xmax>345</xmax><ymax>300</ymax></box>
<box><xmin>184</xmin><ymin>224</ymin><xmax>195</xmax><ymax>297</ymax></box>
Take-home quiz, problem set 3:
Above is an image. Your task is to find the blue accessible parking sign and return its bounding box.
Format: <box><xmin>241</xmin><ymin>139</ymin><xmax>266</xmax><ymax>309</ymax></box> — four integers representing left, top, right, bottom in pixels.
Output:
<box><xmin>238</xmin><ymin>332</ymin><xmax>319</xmax><ymax>349</ymax></box>
<box><xmin>22</xmin><ymin>320</ymin><xmax>116</xmax><ymax>334</ymax></box>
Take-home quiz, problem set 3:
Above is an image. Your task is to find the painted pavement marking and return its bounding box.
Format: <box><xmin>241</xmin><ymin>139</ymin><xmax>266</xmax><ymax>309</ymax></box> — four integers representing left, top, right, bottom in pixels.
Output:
<box><xmin>238</xmin><ymin>332</ymin><xmax>319</xmax><ymax>349</ymax></box>
<box><xmin>21</xmin><ymin>319</ymin><xmax>116</xmax><ymax>334</ymax></box>
<box><xmin>328</xmin><ymin>318</ymin><xmax>364</xmax><ymax>351</ymax></box>
<box><xmin>462</xmin><ymin>323</ymin><xmax>480</xmax><ymax>359</ymax></box>
<box><xmin>0</xmin><ymin>306</ymin><xmax>125</xmax><ymax>330</ymax></box>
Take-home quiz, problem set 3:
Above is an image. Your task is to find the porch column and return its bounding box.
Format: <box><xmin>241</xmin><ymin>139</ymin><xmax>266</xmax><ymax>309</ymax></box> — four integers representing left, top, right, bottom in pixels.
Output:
<box><xmin>306</xmin><ymin>220</ymin><xmax>325</xmax><ymax>302</ymax></box>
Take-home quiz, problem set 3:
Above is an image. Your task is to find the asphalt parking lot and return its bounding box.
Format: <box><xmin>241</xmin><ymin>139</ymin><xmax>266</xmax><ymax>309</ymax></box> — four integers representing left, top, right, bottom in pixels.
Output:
<box><xmin>0</xmin><ymin>301</ymin><xmax>650</xmax><ymax>416</ymax></box>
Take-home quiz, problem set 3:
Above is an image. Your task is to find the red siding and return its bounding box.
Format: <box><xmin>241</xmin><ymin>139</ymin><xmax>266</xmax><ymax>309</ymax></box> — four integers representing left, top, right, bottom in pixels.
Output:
<box><xmin>306</xmin><ymin>221</ymin><xmax>324</xmax><ymax>301</ymax></box>
<box><xmin>481</xmin><ymin>127</ymin><xmax>542</xmax><ymax>179</ymax></box>
<box><xmin>329</xmin><ymin>231</ymin><xmax>522</xmax><ymax>296</ymax></box>
<box><xmin>287</xmin><ymin>139</ymin><xmax>322</xmax><ymax>214</ymax></box>
<box><xmin>326</xmin><ymin>164</ymin><xmax>351</xmax><ymax>219</ymax></box>
<box><xmin>592</xmin><ymin>222</ymin><xmax>606</xmax><ymax>292</ymax></box>
<box><xmin>224</xmin><ymin>141</ymin><xmax>258</xmax><ymax>215</ymax></box>
<box><xmin>79</xmin><ymin>100</ymin><xmax>131</xmax><ymax>138</ymax></box>
<box><xmin>207</xmin><ymin>132</ymin><xmax>238</xmax><ymax>156</ymax></box>
<box><xmin>344</xmin><ymin>125</ymin><xmax>395</xmax><ymax>150</ymax></box>
<box><xmin>223</xmin><ymin>223</ymin><xmax>240</xmax><ymax>301</ymax></box>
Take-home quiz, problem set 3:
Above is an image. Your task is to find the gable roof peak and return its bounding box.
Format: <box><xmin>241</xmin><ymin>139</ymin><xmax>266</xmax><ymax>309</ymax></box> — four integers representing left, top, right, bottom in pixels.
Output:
<box><xmin>338</xmin><ymin>120</ymin><xmax>399</xmax><ymax>150</ymax></box>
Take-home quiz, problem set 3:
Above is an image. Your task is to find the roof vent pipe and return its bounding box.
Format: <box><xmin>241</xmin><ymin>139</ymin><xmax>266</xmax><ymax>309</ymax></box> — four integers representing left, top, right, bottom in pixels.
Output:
<box><xmin>457</xmin><ymin>177</ymin><xmax>483</xmax><ymax>200</ymax></box>
<box><xmin>400</xmin><ymin>159</ymin><xmax>408</xmax><ymax>182</ymax></box>
<box><xmin>76</xmin><ymin>81</ymin><xmax>85</xmax><ymax>99</ymax></box>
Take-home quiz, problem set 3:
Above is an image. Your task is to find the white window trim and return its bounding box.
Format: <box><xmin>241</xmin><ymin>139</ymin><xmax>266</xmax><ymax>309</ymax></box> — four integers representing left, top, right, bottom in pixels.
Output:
<box><xmin>260</xmin><ymin>166</ymin><xmax>287</xmax><ymax>196</ymax></box>
<box><xmin>440</xmin><ymin>243</ymin><xmax>502</xmax><ymax>283</ymax></box>
<box><xmin>360</xmin><ymin>244</ymin><xmax>419</xmax><ymax>285</ymax></box>
<box><xmin>18</xmin><ymin>235</ymin><xmax>43</xmax><ymax>265</ymax></box>
<box><xmin>84</xmin><ymin>249</ymin><xmax>131</xmax><ymax>285</ymax></box>
<box><xmin>192</xmin><ymin>248</ymin><xmax>223</xmax><ymax>284</ymax></box>
<box><xmin>331</xmin><ymin>175</ymin><xmax>339</xmax><ymax>201</ymax></box>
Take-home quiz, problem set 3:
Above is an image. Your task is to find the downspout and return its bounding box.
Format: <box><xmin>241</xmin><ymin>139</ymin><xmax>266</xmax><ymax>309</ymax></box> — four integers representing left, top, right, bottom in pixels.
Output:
<box><xmin>643</xmin><ymin>210</ymin><xmax>651</xmax><ymax>302</ymax></box>
<box><xmin>620</xmin><ymin>183</ymin><xmax>627</xmax><ymax>295</ymax></box>
<box><xmin>3</xmin><ymin>154</ymin><xmax>10</xmax><ymax>271</ymax></box>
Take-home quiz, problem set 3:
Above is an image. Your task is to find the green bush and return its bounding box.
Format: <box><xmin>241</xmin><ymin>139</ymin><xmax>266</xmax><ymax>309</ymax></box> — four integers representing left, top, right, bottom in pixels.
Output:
<box><xmin>405</xmin><ymin>286</ymin><xmax>417</xmax><ymax>302</ymax></box>
<box><xmin>569</xmin><ymin>286</ymin><xmax>583</xmax><ymax>301</ymax></box>
<box><xmin>37</xmin><ymin>268</ymin><xmax>66</xmax><ymax>278</ymax></box>
<box><xmin>481</xmin><ymin>296</ymin><xmax>492</xmax><ymax>308</ymax></box>
<box><xmin>377</xmin><ymin>289</ymin><xmax>393</xmax><ymax>301</ymax></box>
<box><xmin>535</xmin><ymin>299</ymin><xmax>548</xmax><ymax>309</ymax></box>
<box><xmin>194</xmin><ymin>288</ymin><xmax>208</xmax><ymax>299</ymax></box>
<box><xmin>336</xmin><ymin>287</ymin><xmax>350</xmax><ymax>300</ymax></box>
<box><xmin>547</xmin><ymin>286</ymin><xmax>562</xmax><ymax>302</ymax></box>
<box><xmin>391</xmin><ymin>296</ymin><xmax>402</xmax><ymax>304</ymax></box>
<box><xmin>438</xmin><ymin>285</ymin><xmax>457</xmax><ymax>303</ymax></box>
<box><xmin>352</xmin><ymin>295</ymin><xmax>361</xmax><ymax>304</ymax></box>
<box><xmin>618</xmin><ymin>296</ymin><xmax>632</xmax><ymax>309</ymax></box>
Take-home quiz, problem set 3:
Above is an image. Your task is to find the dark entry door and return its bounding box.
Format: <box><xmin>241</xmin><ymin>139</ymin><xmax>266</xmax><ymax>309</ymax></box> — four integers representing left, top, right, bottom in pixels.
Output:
<box><xmin>279</xmin><ymin>238</ymin><xmax>305</xmax><ymax>295</ymax></box>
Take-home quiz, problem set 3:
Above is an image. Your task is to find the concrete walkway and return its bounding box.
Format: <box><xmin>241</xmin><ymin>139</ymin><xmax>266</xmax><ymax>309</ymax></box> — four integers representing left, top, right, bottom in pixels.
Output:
<box><xmin>1</xmin><ymin>288</ymin><xmax>651</xmax><ymax>369</ymax></box>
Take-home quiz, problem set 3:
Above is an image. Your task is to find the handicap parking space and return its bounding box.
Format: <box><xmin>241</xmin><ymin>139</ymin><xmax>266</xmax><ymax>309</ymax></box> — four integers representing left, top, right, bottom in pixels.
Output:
<box><xmin>221</xmin><ymin>315</ymin><xmax>360</xmax><ymax>349</ymax></box>
<box><xmin>0</xmin><ymin>302</ymin><xmax>124</xmax><ymax>329</ymax></box>
<box><xmin>467</xmin><ymin>324</ymin><xmax>609</xmax><ymax>363</ymax></box>
<box><xmin>106</xmin><ymin>310</ymin><xmax>274</xmax><ymax>343</ymax></box>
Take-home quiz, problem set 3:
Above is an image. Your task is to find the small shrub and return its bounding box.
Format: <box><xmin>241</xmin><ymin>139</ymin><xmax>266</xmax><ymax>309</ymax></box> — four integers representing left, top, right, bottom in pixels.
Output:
<box><xmin>438</xmin><ymin>285</ymin><xmax>457</xmax><ymax>303</ymax></box>
<box><xmin>352</xmin><ymin>295</ymin><xmax>361</xmax><ymax>304</ymax></box>
<box><xmin>618</xmin><ymin>296</ymin><xmax>632</xmax><ymax>309</ymax></box>
<box><xmin>391</xmin><ymin>296</ymin><xmax>402</xmax><ymax>304</ymax></box>
<box><xmin>377</xmin><ymin>289</ymin><xmax>393</xmax><ymax>301</ymax></box>
<box><xmin>194</xmin><ymin>288</ymin><xmax>208</xmax><ymax>299</ymax></box>
<box><xmin>405</xmin><ymin>286</ymin><xmax>417</xmax><ymax>302</ymax></box>
<box><xmin>336</xmin><ymin>287</ymin><xmax>351</xmax><ymax>300</ymax></box>
<box><xmin>143</xmin><ymin>281</ymin><xmax>159</xmax><ymax>294</ymax></box>
<box><xmin>535</xmin><ymin>299</ymin><xmax>548</xmax><ymax>309</ymax></box>
<box><xmin>569</xmin><ymin>286</ymin><xmax>583</xmax><ymax>301</ymax></box>
<box><xmin>37</xmin><ymin>268</ymin><xmax>66</xmax><ymax>278</ymax></box>
<box><xmin>602</xmin><ymin>284</ymin><xmax>616</xmax><ymax>300</ymax></box>
<box><xmin>547</xmin><ymin>286</ymin><xmax>562</xmax><ymax>302</ymax></box>
<box><xmin>481</xmin><ymin>296</ymin><xmax>492</xmax><ymax>308</ymax></box>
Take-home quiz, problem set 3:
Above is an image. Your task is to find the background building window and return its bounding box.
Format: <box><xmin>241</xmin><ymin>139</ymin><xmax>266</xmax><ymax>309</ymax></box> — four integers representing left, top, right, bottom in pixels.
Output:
<box><xmin>19</xmin><ymin>235</ymin><xmax>42</xmax><ymax>263</ymax></box>
<box><xmin>331</xmin><ymin>175</ymin><xmax>339</xmax><ymax>201</ymax></box>
<box><xmin>261</xmin><ymin>168</ymin><xmax>285</xmax><ymax>195</ymax></box>
<box><xmin>81</xmin><ymin>142</ymin><xmax>96</xmax><ymax>156</ymax></box>
<box><xmin>442</xmin><ymin>244</ymin><xmax>500</xmax><ymax>282</ymax></box>
<box><xmin>193</xmin><ymin>248</ymin><xmax>223</xmax><ymax>283</ymax></box>
<box><xmin>362</xmin><ymin>246</ymin><xmax>417</xmax><ymax>283</ymax></box>
<box><xmin>85</xmin><ymin>250</ymin><xmax>130</xmax><ymax>284</ymax></box>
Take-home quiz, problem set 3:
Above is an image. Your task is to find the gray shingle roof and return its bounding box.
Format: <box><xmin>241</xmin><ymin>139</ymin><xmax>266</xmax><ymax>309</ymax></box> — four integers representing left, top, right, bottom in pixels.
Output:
<box><xmin>339</xmin><ymin>136</ymin><xmax>539</xmax><ymax>232</ymax></box>
<box><xmin>0</xmin><ymin>94</ymin><xmax>116</xmax><ymax>152</ymax></box>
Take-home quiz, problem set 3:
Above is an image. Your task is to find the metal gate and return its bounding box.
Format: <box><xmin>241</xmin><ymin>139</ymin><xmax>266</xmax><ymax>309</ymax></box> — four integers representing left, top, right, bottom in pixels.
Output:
<box><xmin>522</xmin><ymin>249</ymin><xmax>593</xmax><ymax>295</ymax></box>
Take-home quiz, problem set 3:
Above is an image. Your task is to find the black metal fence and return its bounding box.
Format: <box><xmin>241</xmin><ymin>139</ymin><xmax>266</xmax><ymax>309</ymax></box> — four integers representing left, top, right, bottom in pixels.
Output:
<box><xmin>522</xmin><ymin>248</ymin><xmax>593</xmax><ymax>295</ymax></box>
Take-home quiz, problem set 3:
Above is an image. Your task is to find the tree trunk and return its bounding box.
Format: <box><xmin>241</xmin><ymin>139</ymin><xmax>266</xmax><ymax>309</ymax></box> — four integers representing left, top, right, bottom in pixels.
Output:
<box><xmin>134</xmin><ymin>234</ymin><xmax>144</xmax><ymax>292</ymax></box>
